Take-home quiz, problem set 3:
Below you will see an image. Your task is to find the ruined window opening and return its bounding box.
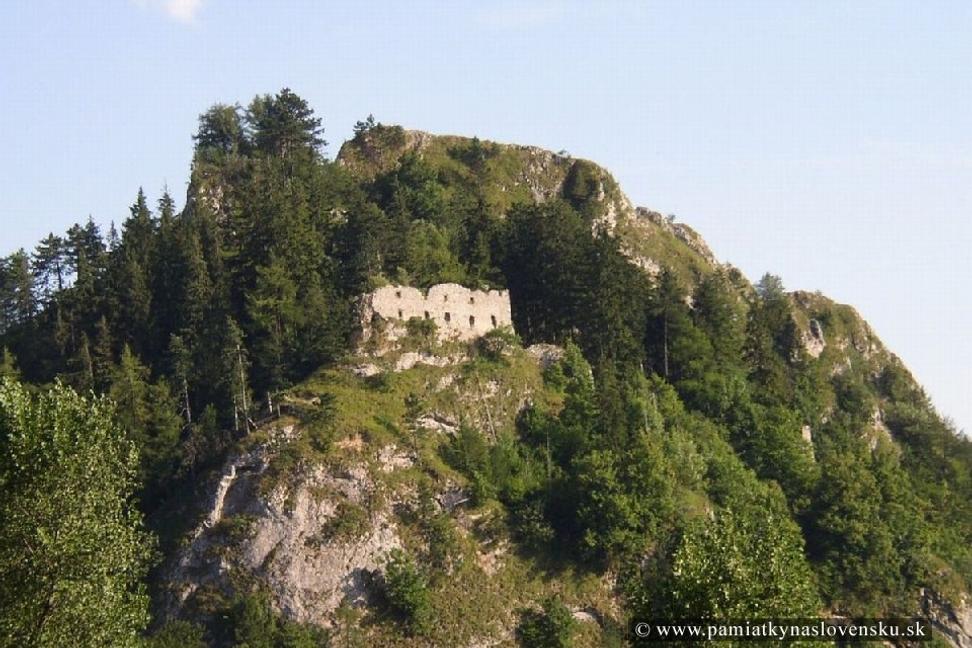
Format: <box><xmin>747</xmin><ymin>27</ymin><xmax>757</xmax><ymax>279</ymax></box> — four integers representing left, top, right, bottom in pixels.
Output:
<box><xmin>395</xmin><ymin>290</ymin><xmax>401</xmax><ymax>298</ymax></box>
<box><xmin>469</xmin><ymin>296</ymin><xmax>475</xmax><ymax>304</ymax></box>
<box><xmin>443</xmin><ymin>295</ymin><xmax>448</xmax><ymax>302</ymax></box>
<box><xmin>491</xmin><ymin>315</ymin><xmax>497</xmax><ymax>327</ymax></box>
<box><xmin>469</xmin><ymin>316</ymin><xmax>475</xmax><ymax>327</ymax></box>
<box><xmin>398</xmin><ymin>309</ymin><xmax>403</xmax><ymax>319</ymax></box>
<box><xmin>444</xmin><ymin>312</ymin><xmax>451</xmax><ymax>322</ymax></box>
<box><xmin>424</xmin><ymin>311</ymin><xmax>430</xmax><ymax>319</ymax></box>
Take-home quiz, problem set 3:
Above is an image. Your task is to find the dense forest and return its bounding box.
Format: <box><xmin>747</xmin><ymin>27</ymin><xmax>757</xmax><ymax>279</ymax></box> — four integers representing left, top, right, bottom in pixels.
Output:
<box><xmin>1</xmin><ymin>89</ymin><xmax>970</xmax><ymax>647</ymax></box>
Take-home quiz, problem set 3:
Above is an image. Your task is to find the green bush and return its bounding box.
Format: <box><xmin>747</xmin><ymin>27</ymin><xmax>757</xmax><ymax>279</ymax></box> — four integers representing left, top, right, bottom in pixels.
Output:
<box><xmin>405</xmin><ymin>316</ymin><xmax>437</xmax><ymax>348</ymax></box>
<box><xmin>382</xmin><ymin>549</ymin><xmax>433</xmax><ymax>635</ymax></box>
<box><xmin>517</xmin><ymin>597</ymin><xmax>576</xmax><ymax>648</ymax></box>
<box><xmin>476</xmin><ymin>326</ymin><xmax>521</xmax><ymax>360</ymax></box>
<box><xmin>315</xmin><ymin>501</ymin><xmax>370</xmax><ymax>544</ymax></box>
<box><xmin>146</xmin><ymin>620</ymin><xmax>206</xmax><ymax>648</ymax></box>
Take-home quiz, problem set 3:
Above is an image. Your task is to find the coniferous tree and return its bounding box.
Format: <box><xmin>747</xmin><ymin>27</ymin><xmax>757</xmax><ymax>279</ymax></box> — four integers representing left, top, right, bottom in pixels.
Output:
<box><xmin>0</xmin><ymin>255</ymin><xmax>13</xmax><ymax>333</ymax></box>
<box><xmin>64</xmin><ymin>218</ymin><xmax>106</xmax><ymax>279</ymax></box>
<box><xmin>220</xmin><ymin>317</ymin><xmax>251</xmax><ymax>431</ymax></box>
<box><xmin>745</xmin><ymin>273</ymin><xmax>799</xmax><ymax>404</ymax></box>
<box><xmin>32</xmin><ymin>233</ymin><xmax>66</xmax><ymax>302</ymax></box>
<box><xmin>193</xmin><ymin>103</ymin><xmax>245</xmax><ymax>157</ymax></box>
<box><xmin>70</xmin><ymin>332</ymin><xmax>95</xmax><ymax>392</ymax></box>
<box><xmin>168</xmin><ymin>333</ymin><xmax>193</xmax><ymax>427</ymax></box>
<box><xmin>92</xmin><ymin>315</ymin><xmax>115</xmax><ymax>392</ymax></box>
<box><xmin>247</xmin><ymin>88</ymin><xmax>325</xmax><ymax>158</ymax></box>
<box><xmin>109</xmin><ymin>345</ymin><xmax>181</xmax><ymax>501</ymax></box>
<box><xmin>247</xmin><ymin>254</ymin><xmax>300</xmax><ymax>391</ymax></box>
<box><xmin>5</xmin><ymin>250</ymin><xmax>35</xmax><ymax>325</ymax></box>
<box><xmin>150</xmin><ymin>190</ymin><xmax>184</xmax><ymax>349</ymax></box>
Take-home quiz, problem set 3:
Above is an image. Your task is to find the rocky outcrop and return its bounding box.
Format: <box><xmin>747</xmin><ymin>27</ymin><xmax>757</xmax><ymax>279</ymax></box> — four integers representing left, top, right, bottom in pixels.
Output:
<box><xmin>165</xmin><ymin>428</ymin><xmax>406</xmax><ymax>626</ymax></box>
<box><xmin>803</xmin><ymin>318</ymin><xmax>826</xmax><ymax>358</ymax></box>
<box><xmin>526</xmin><ymin>343</ymin><xmax>565</xmax><ymax>369</ymax></box>
<box><xmin>923</xmin><ymin>589</ymin><xmax>972</xmax><ymax>648</ymax></box>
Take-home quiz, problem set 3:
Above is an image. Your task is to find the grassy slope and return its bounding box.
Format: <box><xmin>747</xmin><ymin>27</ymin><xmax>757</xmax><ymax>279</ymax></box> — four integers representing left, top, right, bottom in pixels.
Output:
<box><xmin>338</xmin><ymin>127</ymin><xmax>718</xmax><ymax>287</ymax></box>
<box><xmin>222</xmin><ymin>342</ymin><xmax>618</xmax><ymax>646</ymax></box>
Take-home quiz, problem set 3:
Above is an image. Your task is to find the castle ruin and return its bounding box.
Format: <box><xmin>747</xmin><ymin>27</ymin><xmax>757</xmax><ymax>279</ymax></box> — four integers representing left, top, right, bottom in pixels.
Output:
<box><xmin>359</xmin><ymin>283</ymin><xmax>513</xmax><ymax>343</ymax></box>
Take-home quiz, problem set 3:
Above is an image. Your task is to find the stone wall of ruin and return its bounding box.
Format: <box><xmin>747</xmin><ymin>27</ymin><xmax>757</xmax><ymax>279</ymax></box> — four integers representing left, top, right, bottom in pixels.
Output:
<box><xmin>360</xmin><ymin>283</ymin><xmax>513</xmax><ymax>342</ymax></box>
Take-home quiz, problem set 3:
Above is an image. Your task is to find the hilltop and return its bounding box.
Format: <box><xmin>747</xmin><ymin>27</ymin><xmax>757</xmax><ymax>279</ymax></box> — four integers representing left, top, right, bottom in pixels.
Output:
<box><xmin>1</xmin><ymin>90</ymin><xmax>969</xmax><ymax>648</ymax></box>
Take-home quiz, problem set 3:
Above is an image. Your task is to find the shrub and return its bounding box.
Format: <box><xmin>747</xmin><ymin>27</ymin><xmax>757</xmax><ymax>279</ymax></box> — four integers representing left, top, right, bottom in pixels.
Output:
<box><xmin>477</xmin><ymin>326</ymin><xmax>521</xmax><ymax>360</ymax></box>
<box><xmin>406</xmin><ymin>316</ymin><xmax>437</xmax><ymax>341</ymax></box>
<box><xmin>517</xmin><ymin>597</ymin><xmax>576</xmax><ymax>648</ymax></box>
<box><xmin>315</xmin><ymin>501</ymin><xmax>370</xmax><ymax>544</ymax></box>
<box><xmin>512</xmin><ymin>494</ymin><xmax>555</xmax><ymax>550</ymax></box>
<box><xmin>146</xmin><ymin>620</ymin><xmax>207</xmax><ymax>648</ymax></box>
<box><xmin>383</xmin><ymin>549</ymin><xmax>433</xmax><ymax>635</ymax></box>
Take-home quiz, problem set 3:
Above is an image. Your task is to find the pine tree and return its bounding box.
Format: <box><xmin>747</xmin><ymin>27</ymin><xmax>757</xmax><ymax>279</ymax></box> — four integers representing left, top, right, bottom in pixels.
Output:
<box><xmin>646</xmin><ymin>269</ymin><xmax>692</xmax><ymax>380</ymax></box>
<box><xmin>0</xmin><ymin>255</ymin><xmax>13</xmax><ymax>333</ymax></box>
<box><xmin>109</xmin><ymin>345</ymin><xmax>181</xmax><ymax>500</ymax></box>
<box><xmin>150</xmin><ymin>189</ymin><xmax>185</xmax><ymax>348</ymax></box>
<box><xmin>247</xmin><ymin>254</ymin><xmax>300</xmax><ymax>391</ymax></box>
<box><xmin>122</xmin><ymin>189</ymin><xmax>157</xmax><ymax>266</ymax></box>
<box><xmin>5</xmin><ymin>250</ymin><xmax>35</xmax><ymax>325</ymax></box>
<box><xmin>92</xmin><ymin>315</ymin><xmax>115</xmax><ymax>392</ymax></box>
<box><xmin>193</xmin><ymin>103</ymin><xmax>244</xmax><ymax>157</ymax></box>
<box><xmin>168</xmin><ymin>333</ymin><xmax>193</xmax><ymax>426</ymax></box>
<box><xmin>32</xmin><ymin>233</ymin><xmax>66</xmax><ymax>302</ymax></box>
<box><xmin>179</xmin><ymin>229</ymin><xmax>214</xmax><ymax>336</ymax></box>
<box><xmin>65</xmin><ymin>218</ymin><xmax>106</xmax><ymax>280</ymax></box>
<box><xmin>692</xmin><ymin>269</ymin><xmax>745</xmax><ymax>367</ymax></box>
<box><xmin>220</xmin><ymin>317</ymin><xmax>251</xmax><ymax>432</ymax></box>
<box><xmin>246</xmin><ymin>88</ymin><xmax>325</xmax><ymax>157</ymax></box>
<box><xmin>113</xmin><ymin>251</ymin><xmax>152</xmax><ymax>354</ymax></box>
<box><xmin>71</xmin><ymin>332</ymin><xmax>95</xmax><ymax>392</ymax></box>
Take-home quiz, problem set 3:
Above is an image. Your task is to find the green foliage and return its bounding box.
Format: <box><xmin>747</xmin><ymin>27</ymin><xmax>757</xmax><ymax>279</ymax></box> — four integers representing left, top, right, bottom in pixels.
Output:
<box><xmin>448</xmin><ymin>136</ymin><xmax>499</xmax><ymax>172</ymax></box>
<box><xmin>193</xmin><ymin>103</ymin><xmax>244</xmax><ymax>159</ymax></box>
<box><xmin>737</xmin><ymin>404</ymin><xmax>819</xmax><ymax>513</ymax></box>
<box><xmin>2</xmin><ymin>90</ymin><xmax>970</xmax><ymax>637</ymax></box>
<box><xmin>0</xmin><ymin>379</ymin><xmax>152</xmax><ymax>647</ymax></box>
<box><xmin>502</xmin><ymin>201</ymin><xmax>650</xmax><ymax>364</ymax></box>
<box><xmin>316</xmin><ymin>501</ymin><xmax>370</xmax><ymax>543</ymax></box>
<box><xmin>404</xmin><ymin>315</ymin><xmax>437</xmax><ymax>343</ymax></box>
<box><xmin>416</xmin><ymin>484</ymin><xmax>461</xmax><ymax>570</ymax></box>
<box><xmin>807</xmin><ymin>427</ymin><xmax>935</xmax><ymax>614</ymax></box>
<box><xmin>517</xmin><ymin>597</ymin><xmax>576</xmax><ymax>648</ymax></box>
<box><xmin>146</xmin><ymin>620</ymin><xmax>207</xmax><ymax>648</ymax></box>
<box><xmin>0</xmin><ymin>346</ymin><xmax>19</xmax><ymax>381</ymax></box>
<box><xmin>110</xmin><ymin>345</ymin><xmax>182</xmax><ymax>502</ymax></box>
<box><xmin>224</xmin><ymin>591</ymin><xmax>330</xmax><ymax>648</ymax></box>
<box><xmin>562</xmin><ymin>159</ymin><xmax>601</xmax><ymax>215</ymax></box>
<box><xmin>476</xmin><ymin>326</ymin><xmax>521</xmax><ymax>360</ymax></box>
<box><xmin>230</xmin><ymin>591</ymin><xmax>277</xmax><ymax>648</ymax></box>
<box><xmin>382</xmin><ymin>549</ymin><xmax>433</xmax><ymax>635</ymax></box>
<box><xmin>661</xmin><ymin>503</ymin><xmax>821</xmax><ymax>620</ymax></box>
<box><xmin>247</xmin><ymin>88</ymin><xmax>325</xmax><ymax>157</ymax></box>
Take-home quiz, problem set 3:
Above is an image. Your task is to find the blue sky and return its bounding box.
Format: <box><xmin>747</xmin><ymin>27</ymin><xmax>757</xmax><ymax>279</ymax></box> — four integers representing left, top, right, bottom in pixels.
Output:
<box><xmin>1</xmin><ymin>1</ymin><xmax>970</xmax><ymax>433</ymax></box>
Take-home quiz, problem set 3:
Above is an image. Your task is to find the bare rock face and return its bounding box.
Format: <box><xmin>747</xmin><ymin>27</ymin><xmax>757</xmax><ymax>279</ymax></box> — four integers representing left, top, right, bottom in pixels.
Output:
<box><xmin>923</xmin><ymin>589</ymin><xmax>972</xmax><ymax>648</ymax></box>
<box><xmin>526</xmin><ymin>343</ymin><xmax>565</xmax><ymax>369</ymax></box>
<box><xmin>165</xmin><ymin>430</ymin><xmax>405</xmax><ymax>627</ymax></box>
<box><xmin>803</xmin><ymin>318</ymin><xmax>826</xmax><ymax>358</ymax></box>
